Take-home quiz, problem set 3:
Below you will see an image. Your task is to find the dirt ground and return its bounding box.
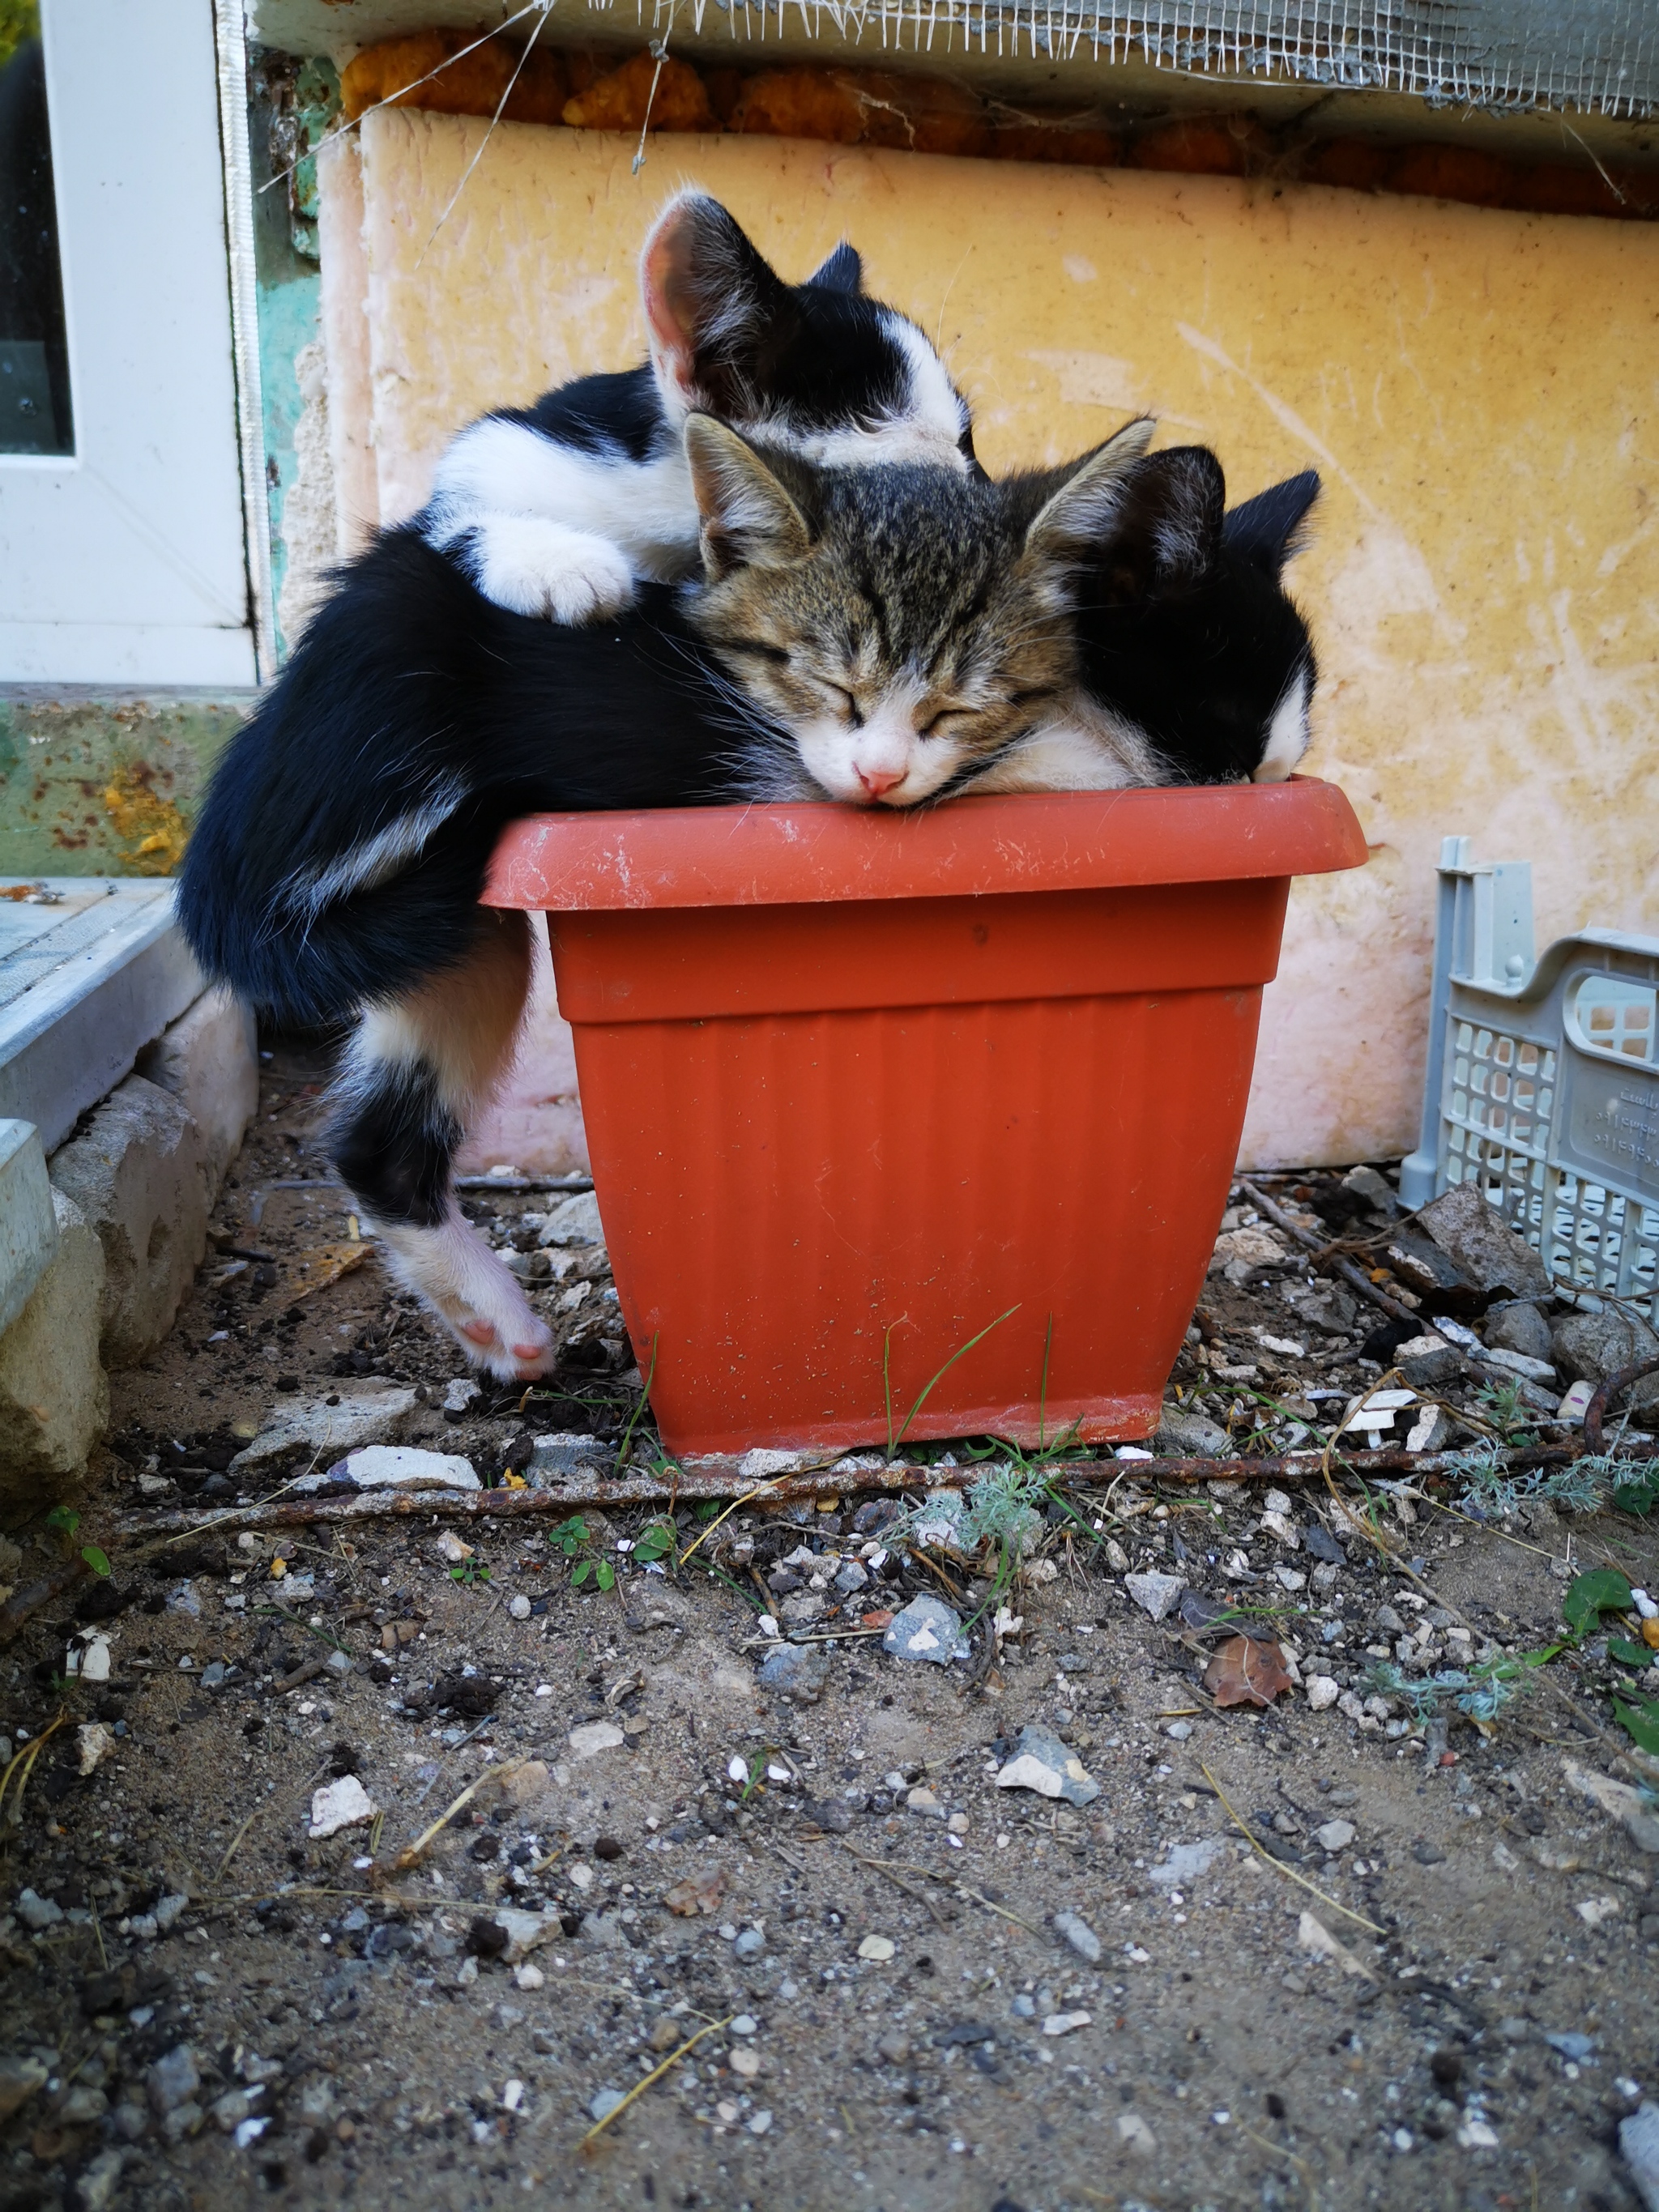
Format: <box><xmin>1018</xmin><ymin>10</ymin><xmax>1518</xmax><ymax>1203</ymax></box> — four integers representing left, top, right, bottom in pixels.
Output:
<box><xmin>3</xmin><ymin>1035</ymin><xmax>1658</xmax><ymax>2212</ymax></box>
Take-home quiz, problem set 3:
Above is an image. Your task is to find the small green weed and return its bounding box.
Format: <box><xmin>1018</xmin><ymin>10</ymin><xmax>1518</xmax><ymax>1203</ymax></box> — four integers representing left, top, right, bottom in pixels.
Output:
<box><xmin>1613</xmin><ymin>1694</ymin><xmax>1659</xmax><ymax>1755</ymax></box>
<box><xmin>1363</xmin><ymin>1653</ymin><xmax>1540</xmax><ymax>1724</ymax></box>
<box><xmin>1473</xmin><ymin>1378</ymin><xmax>1541</xmax><ymax>1446</ymax></box>
<box><xmin>45</xmin><ymin>1503</ymin><xmax>108</xmax><ymax>1578</ymax></box>
<box><xmin>448</xmin><ymin>1557</ymin><xmax>490</xmax><ymax>1587</ymax></box>
<box><xmin>548</xmin><ymin>1513</ymin><xmax>616</xmax><ymax>1592</ymax></box>
<box><xmin>631</xmin><ymin>1519</ymin><xmax>676</xmax><ymax>1567</ymax></box>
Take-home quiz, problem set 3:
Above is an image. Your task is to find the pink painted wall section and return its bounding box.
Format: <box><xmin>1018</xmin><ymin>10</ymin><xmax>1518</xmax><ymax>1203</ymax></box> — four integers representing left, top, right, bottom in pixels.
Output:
<box><xmin>454</xmin><ymin>916</ymin><xmax>590</xmax><ymax>1177</ymax></box>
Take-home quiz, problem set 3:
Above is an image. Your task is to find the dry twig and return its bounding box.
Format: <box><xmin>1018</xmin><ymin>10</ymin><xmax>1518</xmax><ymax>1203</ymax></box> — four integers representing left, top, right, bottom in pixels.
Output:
<box><xmin>1201</xmin><ymin>1761</ymin><xmax>1385</xmax><ymax>1937</ymax></box>
<box><xmin>581</xmin><ymin>2014</ymin><xmax>732</xmax><ymax>2149</ymax></box>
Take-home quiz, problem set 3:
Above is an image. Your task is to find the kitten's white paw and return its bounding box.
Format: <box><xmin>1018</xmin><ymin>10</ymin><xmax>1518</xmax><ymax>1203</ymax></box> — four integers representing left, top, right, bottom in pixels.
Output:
<box><xmin>471</xmin><ymin>515</ymin><xmax>638</xmax><ymax>625</ymax></box>
<box><xmin>373</xmin><ymin>1212</ymin><xmax>557</xmax><ymax>1382</ymax></box>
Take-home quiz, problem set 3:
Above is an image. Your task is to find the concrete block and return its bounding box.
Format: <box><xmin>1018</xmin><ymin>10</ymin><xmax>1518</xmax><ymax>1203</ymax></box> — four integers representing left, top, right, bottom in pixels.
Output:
<box><xmin>49</xmin><ymin>1075</ymin><xmax>209</xmax><ymax>1368</ymax></box>
<box><xmin>0</xmin><ymin>1188</ymin><xmax>108</xmax><ymax>1508</ymax></box>
<box><xmin>0</xmin><ymin>1119</ymin><xmax>58</xmax><ymax>1338</ymax></box>
<box><xmin>135</xmin><ymin>986</ymin><xmax>258</xmax><ymax>1187</ymax></box>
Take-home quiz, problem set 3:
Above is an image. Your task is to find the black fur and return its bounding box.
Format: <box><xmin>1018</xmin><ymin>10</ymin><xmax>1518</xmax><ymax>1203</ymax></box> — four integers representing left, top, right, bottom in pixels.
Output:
<box><xmin>177</xmin><ymin>531</ymin><xmax>759</xmax><ymax>1030</ymax></box>
<box><xmin>1223</xmin><ymin>470</ymin><xmax>1320</xmax><ymax>573</ymax></box>
<box><xmin>507</xmin><ymin>364</ymin><xmax>665</xmax><ymax>466</ymax></box>
<box><xmin>181</xmin><ymin>459</ymin><xmax>1322</xmax><ymax>1033</ymax></box>
<box><xmin>1073</xmin><ymin>451</ymin><xmax>1319</xmax><ymax>785</ymax></box>
<box><xmin>331</xmin><ymin>1059</ymin><xmax>461</xmax><ymax>1229</ymax></box>
<box><xmin>450</xmin><ymin>230</ymin><xmax>889</xmax><ymax>480</ymax></box>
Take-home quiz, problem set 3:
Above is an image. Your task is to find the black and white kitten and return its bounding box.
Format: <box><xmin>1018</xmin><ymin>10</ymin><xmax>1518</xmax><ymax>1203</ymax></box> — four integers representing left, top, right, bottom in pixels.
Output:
<box><xmin>420</xmin><ymin>190</ymin><xmax>976</xmax><ymax>624</ymax></box>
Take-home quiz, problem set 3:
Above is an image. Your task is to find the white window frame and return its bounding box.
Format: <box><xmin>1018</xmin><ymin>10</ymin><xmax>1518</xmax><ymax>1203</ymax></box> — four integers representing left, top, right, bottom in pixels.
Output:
<box><xmin>0</xmin><ymin>0</ymin><xmax>272</xmax><ymax>686</ymax></box>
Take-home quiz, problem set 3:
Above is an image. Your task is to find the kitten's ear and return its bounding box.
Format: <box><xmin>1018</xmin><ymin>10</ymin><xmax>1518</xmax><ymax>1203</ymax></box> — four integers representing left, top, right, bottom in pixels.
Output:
<box><xmin>684</xmin><ymin>415</ymin><xmax>812</xmax><ymax>580</ymax></box>
<box><xmin>1222</xmin><ymin>469</ymin><xmax>1320</xmax><ymax>575</ymax></box>
<box><xmin>1096</xmin><ymin>447</ymin><xmax>1228</xmax><ymax>599</ymax></box>
<box><xmin>805</xmin><ymin>241</ymin><xmax>863</xmax><ymax>294</ymax></box>
<box><xmin>1022</xmin><ymin>419</ymin><xmax>1158</xmax><ymax>561</ymax></box>
<box><xmin>641</xmin><ymin>191</ymin><xmax>793</xmax><ymax>421</ymax></box>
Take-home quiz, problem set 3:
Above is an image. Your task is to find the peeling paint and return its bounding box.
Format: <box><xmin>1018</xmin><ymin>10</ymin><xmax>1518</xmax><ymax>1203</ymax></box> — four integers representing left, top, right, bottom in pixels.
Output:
<box><xmin>0</xmin><ymin>695</ymin><xmax>249</xmax><ymax>877</ymax></box>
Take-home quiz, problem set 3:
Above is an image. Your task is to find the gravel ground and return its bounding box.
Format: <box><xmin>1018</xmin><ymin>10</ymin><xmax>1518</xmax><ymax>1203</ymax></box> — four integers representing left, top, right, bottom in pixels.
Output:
<box><xmin>3</xmin><ymin>1037</ymin><xmax>1658</xmax><ymax>2212</ymax></box>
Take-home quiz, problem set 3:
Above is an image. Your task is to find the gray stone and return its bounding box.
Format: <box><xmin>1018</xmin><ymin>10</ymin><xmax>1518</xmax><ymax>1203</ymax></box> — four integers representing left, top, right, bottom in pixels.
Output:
<box><xmin>15</xmin><ymin>1886</ymin><xmax>64</xmax><ymax>1930</ymax></box>
<box><xmin>229</xmin><ymin>1379</ymin><xmax>419</xmax><ymax>1472</ymax></box>
<box><xmin>528</xmin><ymin>1431</ymin><xmax>608</xmax><ymax>1480</ymax></box>
<box><xmin>1552</xmin><ymin>1310</ymin><xmax>1659</xmax><ymax>1411</ymax></box>
<box><xmin>757</xmin><ymin>1643</ymin><xmax>828</xmax><ymax>1701</ymax></box>
<box><xmin>1341</xmin><ymin>1165</ymin><xmax>1397</xmax><ymax>1214</ymax></box>
<box><xmin>0</xmin><ymin>1187</ymin><xmax>107</xmax><ymax>1506</ymax></box>
<box><xmin>307</xmin><ymin>1444</ymin><xmax>479</xmax><ymax>1493</ymax></box>
<box><xmin>589</xmin><ymin>2087</ymin><xmax>626</xmax><ymax>2124</ymax></box>
<box><xmin>442</xmin><ymin>1378</ymin><xmax>483</xmax><ymax>1417</ymax></box>
<box><xmin>1148</xmin><ymin>1837</ymin><xmax>1226</xmax><ymax>1887</ymax></box>
<box><xmin>1315</xmin><ymin>1818</ymin><xmax>1357</xmax><ymax>1853</ymax></box>
<box><xmin>1482</xmin><ymin>1346</ymin><xmax>1558</xmax><ymax>1385</ymax></box>
<box><xmin>134</xmin><ymin>986</ymin><xmax>258</xmax><ymax>1191</ymax></box>
<box><xmin>834</xmin><ymin>1558</ymin><xmax>869</xmax><ymax>1593</ymax></box>
<box><xmin>1124</xmin><ymin>1570</ymin><xmax>1186</xmax><ymax>1621</ymax></box>
<box><xmin>1052</xmin><ymin>1910</ymin><xmax>1102</xmax><ymax>1963</ymax></box>
<box><xmin>882</xmin><ymin>1594</ymin><xmax>970</xmax><ymax>1664</ymax></box>
<box><xmin>1281</xmin><ymin>1278</ymin><xmax>1359</xmax><ymax>1336</ymax></box>
<box><xmin>1546</xmin><ymin>2031</ymin><xmax>1596</xmax><ymax>2061</ymax></box>
<box><xmin>1484</xmin><ymin>1302</ymin><xmax>1554</xmax><ymax>1362</ymax></box>
<box><xmin>1621</xmin><ymin>2101</ymin><xmax>1659</xmax><ymax>2212</ymax></box>
<box><xmin>733</xmin><ymin>1927</ymin><xmax>765</xmax><ymax>1960</ymax></box>
<box><xmin>208</xmin><ymin>2087</ymin><xmax>254</xmax><ymax>2132</ymax></box>
<box><xmin>146</xmin><ymin>2044</ymin><xmax>201</xmax><ymax>2117</ymax></box>
<box><xmin>996</xmin><ymin>1724</ymin><xmax>1101</xmax><ymax>1807</ymax></box>
<box><xmin>75</xmin><ymin>2148</ymin><xmax>124</xmax><ymax>2212</ymax></box>
<box><xmin>1395</xmin><ymin>1333</ymin><xmax>1465</xmax><ymax>1390</ymax></box>
<box><xmin>1156</xmin><ymin>1404</ymin><xmax>1230</xmax><ymax>1458</ymax></box>
<box><xmin>0</xmin><ymin>1119</ymin><xmax>57</xmax><ymax>1339</ymax></box>
<box><xmin>538</xmin><ymin>1191</ymin><xmax>604</xmax><ymax>1249</ymax></box>
<box><xmin>580</xmin><ymin>1911</ymin><xmax>629</xmax><ymax>1950</ymax></box>
<box><xmin>1417</xmin><ymin>1184</ymin><xmax>1550</xmax><ymax>1299</ymax></box>
<box><xmin>0</xmin><ymin>2055</ymin><xmax>47</xmax><ymax>2121</ymax></box>
<box><xmin>50</xmin><ymin>1073</ymin><xmax>209</xmax><ymax>1367</ymax></box>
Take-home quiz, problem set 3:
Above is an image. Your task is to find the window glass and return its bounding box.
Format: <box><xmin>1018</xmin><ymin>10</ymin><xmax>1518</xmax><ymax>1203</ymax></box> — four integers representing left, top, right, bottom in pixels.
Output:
<box><xmin>0</xmin><ymin>2</ymin><xmax>73</xmax><ymax>454</ymax></box>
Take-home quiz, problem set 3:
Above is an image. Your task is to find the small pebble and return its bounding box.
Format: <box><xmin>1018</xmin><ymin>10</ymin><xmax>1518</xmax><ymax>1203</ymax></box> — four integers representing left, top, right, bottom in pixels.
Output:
<box><xmin>857</xmin><ymin>1934</ymin><xmax>896</xmax><ymax>1963</ymax></box>
<box><xmin>508</xmin><ymin>1594</ymin><xmax>532</xmax><ymax>1621</ymax></box>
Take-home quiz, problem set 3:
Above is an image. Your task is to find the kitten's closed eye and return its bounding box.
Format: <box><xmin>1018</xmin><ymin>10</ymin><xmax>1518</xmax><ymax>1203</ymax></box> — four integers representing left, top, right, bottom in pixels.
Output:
<box><xmin>683</xmin><ymin>412</ymin><xmax>1152</xmax><ymax>809</ymax></box>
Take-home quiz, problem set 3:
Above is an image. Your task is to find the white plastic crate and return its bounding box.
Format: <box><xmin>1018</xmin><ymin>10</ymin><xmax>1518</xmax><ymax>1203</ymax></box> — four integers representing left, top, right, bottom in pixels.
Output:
<box><xmin>1399</xmin><ymin>837</ymin><xmax>1659</xmax><ymax>1321</ymax></box>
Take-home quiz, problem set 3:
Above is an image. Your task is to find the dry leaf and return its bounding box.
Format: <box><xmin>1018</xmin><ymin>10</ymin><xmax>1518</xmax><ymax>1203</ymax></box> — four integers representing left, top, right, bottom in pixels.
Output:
<box><xmin>1204</xmin><ymin>1633</ymin><xmax>1294</xmax><ymax>1708</ymax></box>
<box><xmin>663</xmin><ymin>1867</ymin><xmax>726</xmax><ymax>1917</ymax></box>
<box><xmin>284</xmin><ymin>1241</ymin><xmax>373</xmax><ymax>1304</ymax></box>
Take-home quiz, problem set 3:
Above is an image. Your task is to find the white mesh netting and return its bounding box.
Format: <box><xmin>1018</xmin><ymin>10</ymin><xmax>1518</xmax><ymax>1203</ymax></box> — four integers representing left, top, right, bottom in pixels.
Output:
<box><xmin>631</xmin><ymin>0</ymin><xmax>1657</xmax><ymax>118</ymax></box>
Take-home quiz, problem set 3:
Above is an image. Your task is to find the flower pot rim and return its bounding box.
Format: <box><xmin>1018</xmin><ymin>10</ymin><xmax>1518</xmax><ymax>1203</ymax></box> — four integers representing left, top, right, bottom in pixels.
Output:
<box><xmin>483</xmin><ymin>776</ymin><xmax>1366</xmax><ymax>914</ymax></box>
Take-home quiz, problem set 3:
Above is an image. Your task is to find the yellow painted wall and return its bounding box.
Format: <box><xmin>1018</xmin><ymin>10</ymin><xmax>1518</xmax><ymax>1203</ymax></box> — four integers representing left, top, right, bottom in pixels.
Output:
<box><xmin>326</xmin><ymin>111</ymin><xmax>1659</xmax><ymax>1167</ymax></box>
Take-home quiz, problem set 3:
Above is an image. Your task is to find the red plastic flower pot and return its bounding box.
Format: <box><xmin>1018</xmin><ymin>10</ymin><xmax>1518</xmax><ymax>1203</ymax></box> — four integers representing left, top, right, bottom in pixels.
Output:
<box><xmin>484</xmin><ymin>780</ymin><xmax>1367</xmax><ymax>1457</ymax></box>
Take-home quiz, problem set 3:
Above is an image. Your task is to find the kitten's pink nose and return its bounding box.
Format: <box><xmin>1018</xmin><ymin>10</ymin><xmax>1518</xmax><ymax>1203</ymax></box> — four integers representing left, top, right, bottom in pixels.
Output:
<box><xmin>856</xmin><ymin>765</ymin><xmax>903</xmax><ymax>799</ymax></box>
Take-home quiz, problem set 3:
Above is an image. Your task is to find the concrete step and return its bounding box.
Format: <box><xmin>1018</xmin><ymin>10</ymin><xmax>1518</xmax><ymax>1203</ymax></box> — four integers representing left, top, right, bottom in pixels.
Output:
<box><xmin>0</xmin><ymin>877</ymin><xmax>203</xmax><ymax>1151</ymax></box>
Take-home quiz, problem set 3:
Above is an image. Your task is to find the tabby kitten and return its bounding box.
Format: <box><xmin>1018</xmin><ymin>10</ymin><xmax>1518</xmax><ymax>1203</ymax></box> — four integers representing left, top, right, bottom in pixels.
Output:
<box><xmin>683</xmin><ymin>414</ymin><xmax>1159</xmax><ymax>807</ymax></box>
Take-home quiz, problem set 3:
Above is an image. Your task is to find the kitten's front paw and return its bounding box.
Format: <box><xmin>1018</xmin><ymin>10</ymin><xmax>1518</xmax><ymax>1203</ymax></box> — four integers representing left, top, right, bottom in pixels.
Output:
<box><xmin>471</xmin><ymin>516</ymin><xmax>638</xmax><ymax>625</ymax></box>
